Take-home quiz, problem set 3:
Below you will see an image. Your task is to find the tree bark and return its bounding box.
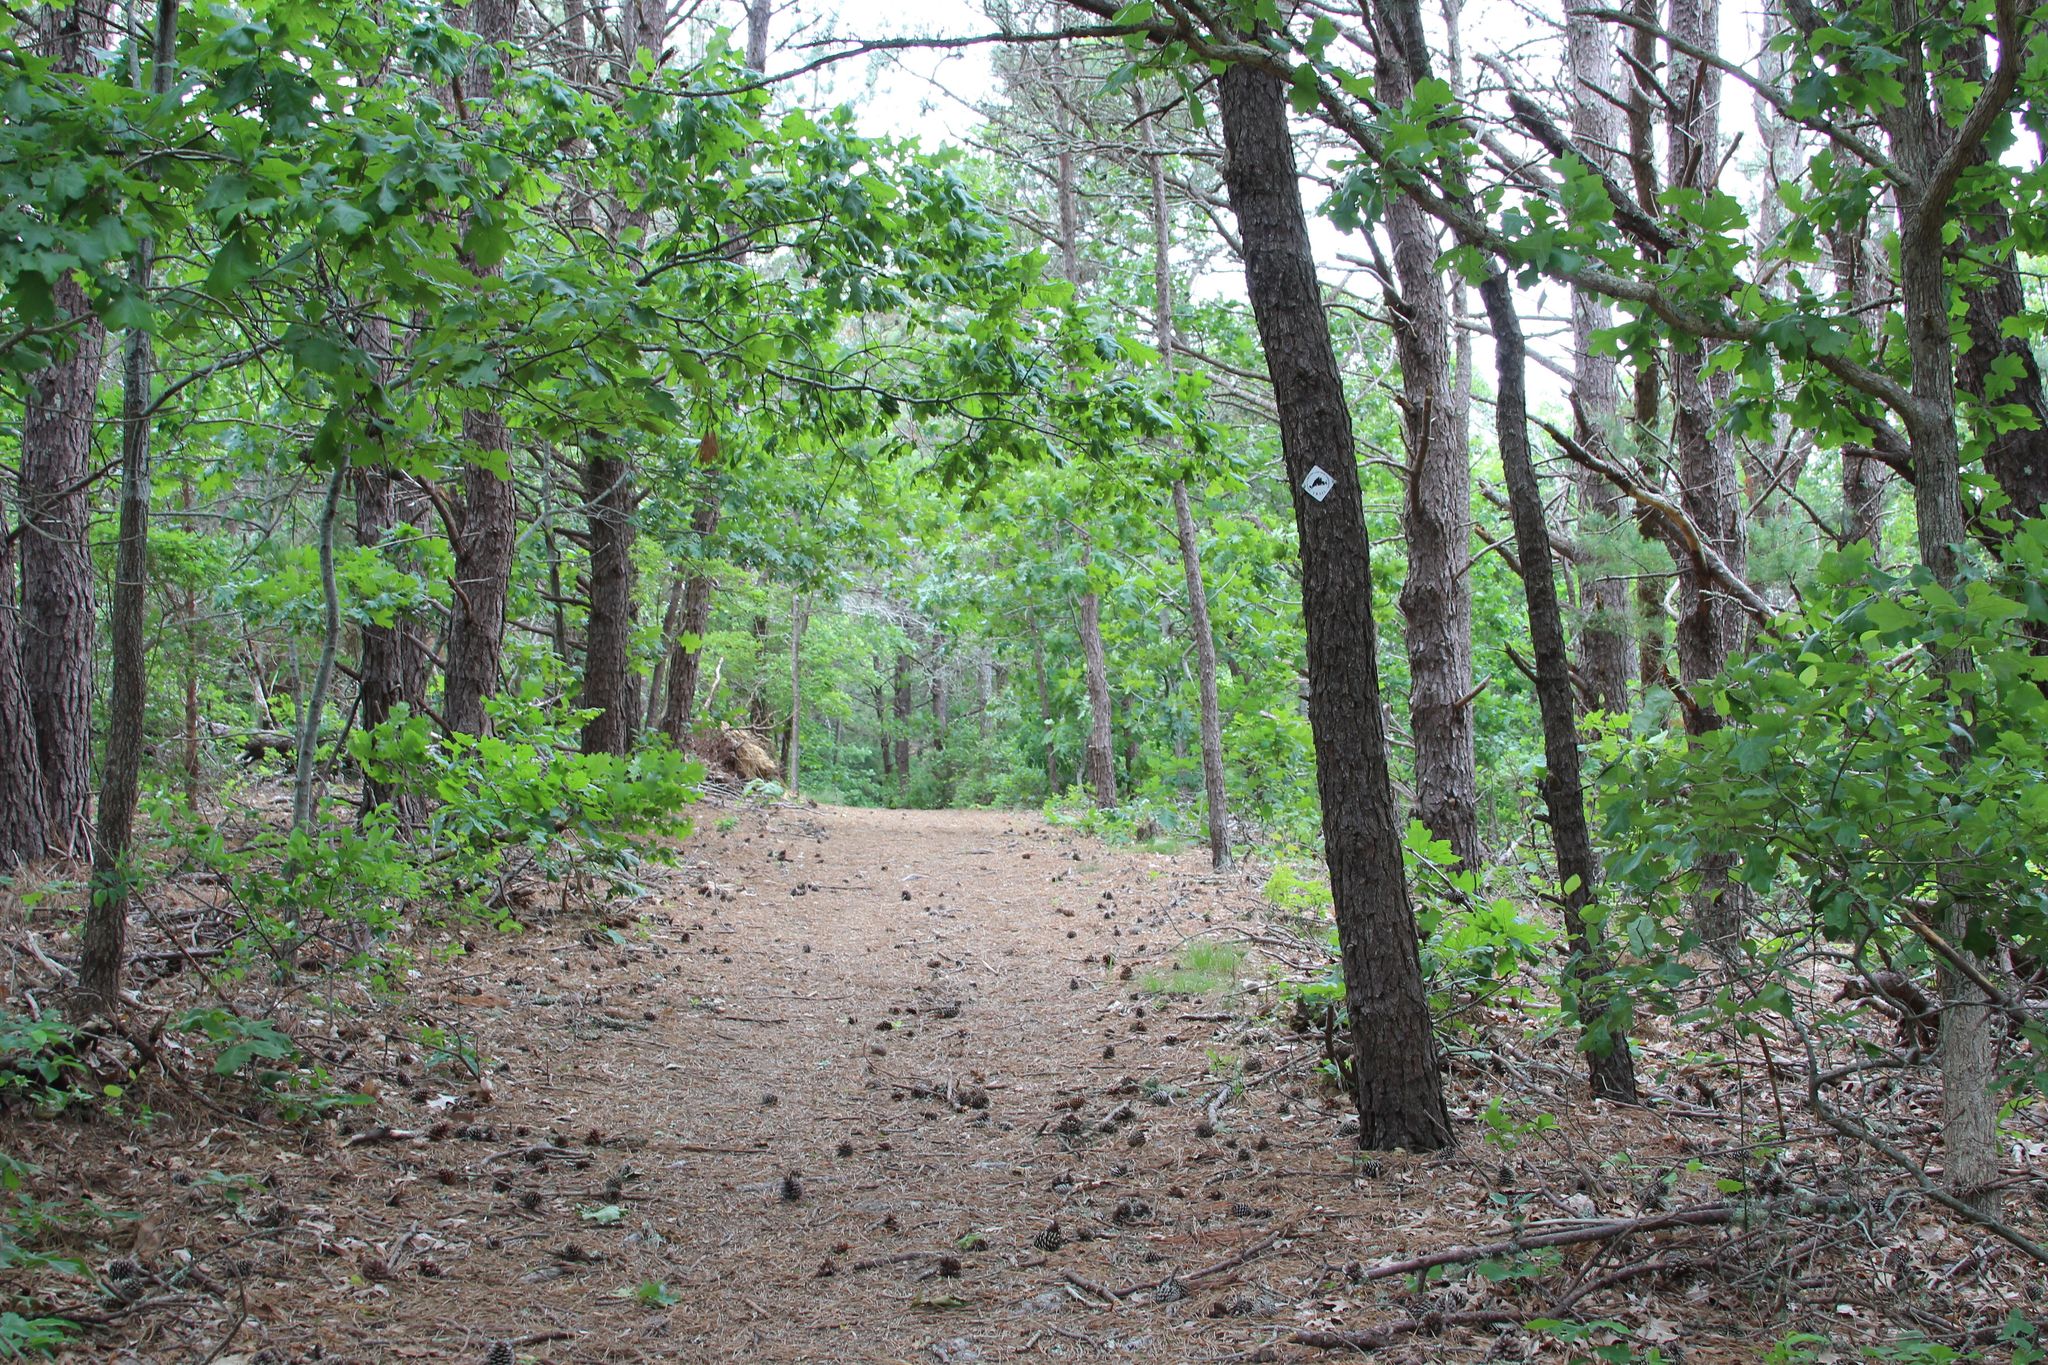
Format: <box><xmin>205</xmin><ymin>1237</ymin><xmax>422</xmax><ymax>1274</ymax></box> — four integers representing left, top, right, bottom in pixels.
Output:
<box><xmin>1217</xmin><ymin>57</ymin><xmax>1450</xmax><ymax>1151</ymax></box>
<box><xmin>785</xmin><ymin>595</ymin><xmax>809</xmax><ymax>795</ymax></box>
<box><xmin>80</xmin><ymin>0</ymin><xmax>177</xmax><ymax>1015</ymax></box>
<box><xmin>1032</xmin><ymin>623</ymin><xmax>1059</xmax><ymax>793</ymax></box>
<box><xmin>660</xmin><ymin>480</ymin><xmax>721</xmax><ymax>741</ymax></box>
<box><xmin>1480</xmin><ymin>273</ymin><xmax>1640</xmax><ymax>1102</ymax></box>
<box><xmin>1566</xmin><ymin>0</ymin><xmax>1635</xmax><ymax>718</ymax></box>
<box><xmin>893</xmin><ymin>650</ymin><xmax>914</xmax><ymax>797</ymax></box>
<box><xmin>1828</xmin><ymin>221</ymin><xmax>1892</xmax><ymax>555</ymax></box>
<box><xmin>354</xmin><ymin>316</ymin><xmax>430</xmax><ymax>823</ymax></box>
<box><xmin>1374</xmin><ymin>0</ymin><xmax>1481</xmax><ymax>869</ymax></box>
<box><xmin>0</xmin><ymin>511</ymin><xmax>48</xmax><ymax>865</ymax></box>
<box><xmin>18</xmin><ymin>0</ymin><xmax>116</xmax><ymax>859</ymax></box>
<box><xmin>1142</xmin><ymin>89</ymin><xmax>1233</xmax><ymax>869</ymax></box>
<box><xmin>579</xmin><ymin>446</ymin><xmax>638</xmax><ymax>755</ymax></box>
<box><xmin>645</xmin><ymin>572</ymin><xmax>686</xmax><ymax>732</ymax></box>
<box><xmin>440</xmin><ymin>0</ymin><xmax>521</xmax><ymax>738</ymax></box>
<box><xmin>1665</xmin><ymin>0</ymin><xmax>1751</xmax><ymax>953</ymax></box>
<box><xmin>1077</xmin><ymin>544</ymin><xmax>1118</xmax><ymax>808</ymax></box>
<box><xmin>292</xmin><ymin>469</ymin><xmax>346</xmax><ymax>830</ymax></box>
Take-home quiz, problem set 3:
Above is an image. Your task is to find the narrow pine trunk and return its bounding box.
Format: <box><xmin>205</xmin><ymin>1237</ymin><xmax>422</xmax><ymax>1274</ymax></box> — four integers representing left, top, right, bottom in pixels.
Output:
<box><xmin>1032</xmin><ymin>624</ymin><xmax>1058</xmax><ymax>793</ymax></box>
<box><xmin>1566</xmin><ymin>1</ymin><xmax>1635</xmax><ymax>717</ymax></box>
<box><xmin>1140</xmin><ymin>90</ymin><xmax>1232</xmax><ymax>868</ymax></box>
<box><xmin>1481</xmin><ymin>274</ymin><xmax>1639</xmax><ymax>1102</ymax></box>
<box><xmin>80</xmin><ymin>0</ymin><xmax>175</xmax><ymax>1014</ymax></box>
<box><xmin>440</xmin><ymin>0</ymin><xmax>519</xmax><ymax>738</ymax></box>
<box><xmin>785</xmin><ymin>595</ymin><xmax>809</xmax><ymax>794</ymax></box>
<box><xmin>1077</xmin><ymin>551</ymin><xmax>1118</xmax><ymax>809</ymax></box>
<box><xmin>892</xmin><ymin>651</ymin><xmax>913</xmax><ymax>797</ymax></box>
<box><xmin>660</xmin><ymin>485</ymin><xmax>721</xmax><ymax>741</ymax></box>
<box><xmin>645</xmin><ymin>573</ymin><xmax>686</xmax><ymax>732</ymax></box>
<box><xmin>580</xmin><ymin>448</ymin><xmax>638</xmax><ymax>755</ymax></box>
<box><xmin>1666</xmin><ymin>0</ymin><xmax>1750</xmax><ymax>953</ymax></box>
<box><xmin>0</xmin><ymin>513</ymin><xmax>49</xmax><ymax>865</ymax></box>
<box><xmin>1217</xmin><ymin>58</ymin><xmax>1449</xmax><ymax>1151</ymax></box>
<box><xmin>1828</xmin><ymin>222</ymin><xmax>1891</xmax><ymax>555</ymax></box>
<box><xmin>354</xmin><ymin>316</ymin><xmax>429</xmax><ymax>823</ymax></box>
<box><xmin>1373</xmin><ymin>10</ymin><xmax>1479</xmax><ymax>867</ymax></box>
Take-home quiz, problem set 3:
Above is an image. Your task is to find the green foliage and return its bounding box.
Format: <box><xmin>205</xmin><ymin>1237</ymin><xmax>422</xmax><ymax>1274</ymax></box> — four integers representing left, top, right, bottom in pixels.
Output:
<box><xmin>0</xmin><ymin>1013</ymin><xmax>91</xmax><ymax>1114</ymax></box>
<box><xmin>1140</xmin><ymin>940</ymin><xmax>1247</xmax><ymax>996</ymax></box>
<box><xmin>1599</xmin><ymin>530</ymin><xmax>2048</xmax><ymax>1072</ymax></box>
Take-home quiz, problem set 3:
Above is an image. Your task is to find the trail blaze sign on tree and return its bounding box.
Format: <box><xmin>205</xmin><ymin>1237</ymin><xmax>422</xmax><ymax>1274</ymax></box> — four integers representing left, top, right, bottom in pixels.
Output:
<box><xmin>1301</xmin><ymin>465</ymin><xmax>1335</xmax><ymax>502</ymax></box>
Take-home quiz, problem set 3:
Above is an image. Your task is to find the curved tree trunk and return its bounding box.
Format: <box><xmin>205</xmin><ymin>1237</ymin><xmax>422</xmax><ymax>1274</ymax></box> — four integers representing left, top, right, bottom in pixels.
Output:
<box><xmin>80</xmin><ymin>0</ymin><xmax>176</xmax><ymax>1014</ymax></box>
<box><xmin>1481</xmin><ymin>273</ymin><xmax>1640</xmax><ymax>1103</ymax></box>
<box><xmin>1217</xmin><ymin>56</ymin><xmax>1449</xmax><ymax>1152</ymax></box>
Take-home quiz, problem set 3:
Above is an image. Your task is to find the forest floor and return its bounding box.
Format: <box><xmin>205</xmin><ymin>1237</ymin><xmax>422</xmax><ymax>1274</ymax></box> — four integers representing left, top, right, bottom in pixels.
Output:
<box><xmin>11</xmin><ymin>800</ymin><xmax>2041</xmax><ymax>1363</ymax></box>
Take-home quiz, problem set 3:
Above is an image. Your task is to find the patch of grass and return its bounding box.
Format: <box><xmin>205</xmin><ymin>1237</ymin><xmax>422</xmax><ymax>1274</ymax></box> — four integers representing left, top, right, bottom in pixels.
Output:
<box><xmin>1141</xmin><ymin>940</ymin><xmax>1247</xmax><ymax>997</ymax></box>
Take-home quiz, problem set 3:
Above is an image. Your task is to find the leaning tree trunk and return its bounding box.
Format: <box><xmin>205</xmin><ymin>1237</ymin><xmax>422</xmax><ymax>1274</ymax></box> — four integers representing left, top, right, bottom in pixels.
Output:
<box><xmin>1217</xmin><ymin>57</ymin><xmax>1449</xmax><ymax>1152</ymax></box>
<box><xmin>440</xmin><ymin>0</ymin><xmax>521</xmax><ymax>738</ymax></box>
<box><xmin>579</xmin><ymin>445</ymin><xmax>638</xmax><ymax>755</ymax></box>
<box><xmin>1141</xmin><ymin>88</ymin><xmax>1233</xmax><ymax>869</ymax></box>
<box><xmin>1566</xmin><ymin>0</ymin><xmax>1635</xmax><ymax>718</ymax></box>
<box><xmin>1481</xmin><ymin>273</ymin><xmax>1639</xmax><ymax>1102</ymax></box>
<box><xmin>1374</xmin><ymin>6</ymin><xmax>1480</xmax><ymax>870</ymax></box>
<box><xmin>80</xmin><ymin>0</ymin><xmax>177</xmax><ymax>1015</ymax></box>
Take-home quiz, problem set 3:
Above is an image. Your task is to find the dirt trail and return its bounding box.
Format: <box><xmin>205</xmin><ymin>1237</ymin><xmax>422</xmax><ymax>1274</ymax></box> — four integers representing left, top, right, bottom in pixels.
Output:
<box><xmin>57</xmin><ymin>802</ymin><xmax>1747</xmax><ymax>1363</ymax></box>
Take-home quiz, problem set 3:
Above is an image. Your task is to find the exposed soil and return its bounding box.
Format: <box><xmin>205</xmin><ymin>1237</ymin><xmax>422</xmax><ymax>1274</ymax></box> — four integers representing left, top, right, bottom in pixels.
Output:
<box><xmin>10</xmin><ymin>802</ymin><xmax>2038</xmax><ymax>1363</ymax></box>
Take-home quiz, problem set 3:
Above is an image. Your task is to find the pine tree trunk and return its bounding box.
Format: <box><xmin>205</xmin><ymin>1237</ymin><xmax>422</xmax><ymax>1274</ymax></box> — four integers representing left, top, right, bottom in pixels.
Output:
<box><xmin>580</xmin><ymin>448</ymin><xmax>638</xmax><ymax>755</ymax></box>
<box><xmin>354</xmin><ymin>316</ymin><xmax>430</xmax><ymax>823</ymax></box>
<box><xmin>81</xmin><ymin>0</ymin><xmax>176</xmax><ymax>1014</ymax></box>
<box><xmin>18</xmin><ymin>0</ymin><xmax>113</xmax><ymax>856</ymax></box>
<box><xmin>1481</xmin><ymin>274</ymin><xmax>1639</xmax><ymax>1102</ymax></box>
<box><xmin>1373</xmin><ymin>11</ymin><xmax>1480</xmax><ymax>869</ymax></box>
<box><xmin>1665</xmin><ymin>0</ymin><xmax>1750</xmax><ymax>953</ymax></box>
<box><xmin>1077</xmin><ymin>550</ymin><xmax>1118</xmax><ymax>809</ymax></box>
<box><xmin>1140</xmin><ymin>89</ymin><xmax>1232</xmax><ymax>868</ymax></box>
<box><xmin>645</xmin><ymin>573</ymin><xmax>686</xmax><ymax>733</ymax></box>
<box><xmin>0</xmin><ymin>510</ymin><xmax>50</xmax><ymax>865</ymax></box>
<box><xmin>1217</xmin><ymin>57</ymin><xmax>1449</xmax><ymax>1151</ymax></box>
<box><xmin>1032</xmin><ymin>624</ymin><xmax>1058</xmax><ymax>793</ymax></box>
<box><xmin>440</xmin><ymin>0</ymin><xmax>520</xmax><ymax>738</ymax></box>
<box><xmin>785</xmin><ymin>595</ymin><xmax>808</xmax><ymax>794</ymax></box>
<box><xmin>660</xmin><ymin>488</ymin><xmax>722</xmax><ymax>741</ymax></box>
<box><xmin>1566</xmin><ymin>1</ymin><xmax>1635</xmax><ymax>718</ymax></box>
<box><xmin>892</xmin><ymin>651</ymin><xmax>913</xmax><ymax>797</ymax></box>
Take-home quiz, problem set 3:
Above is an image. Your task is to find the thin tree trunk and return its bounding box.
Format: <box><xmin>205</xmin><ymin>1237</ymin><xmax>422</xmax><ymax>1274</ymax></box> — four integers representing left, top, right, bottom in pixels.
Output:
<box><xmin>1828</xmin><ymin>221</ymin><xmax>1891</xmax><ymax>555</ymax></box>
<box><xmin>1481</xmin><ymin>273</ymin><xmax>1640</xmax><ymax>1102</ymax></box>
<box><xmin>1141</xmin><ymin>87</ymin><xmax>1232</xmax><ymax>868</ymax></box>
<box><xmin>1032</xmin><ymin>624</ymin><xmax>1058</xmax><ymax>792</ymax></box>
<box><xmin>79</xmin><ymin>0</ymin><xmax>175</xmax><ymax>1014</ymax></box>
<box><xmin>785</xmin><ymin>594</ymin><xmax>808</xmax><ymax>795</ymax></box>
<box><xmin>1375</xmin><ymin>1</ymin><xmax>1480</xmax><ymax>869</ymax></box>
<box><xmin>1217</xmin><ymin>57</ymin><xmax>1449</xmax><ymax>1151</ymax></box>
<box><xmin>580</xmin><ymin>446</ymin><xmax>638</xmax><ymax>754</ymax></box>
<box><xmin>1567</xmin><ymin>0</ymin><xmax>1635</xmax><ymax>717</ymax></box>
<box><xmin>645</xmin><ymin>572</ymin><xmax>686</xmax><ymax>732</ymax></box>
<box><xmin>354</xmin><ymin>316</ymin><xmax>428</xmax><ymax>823</ymax></box>
<box><xmin>292</xmin><ymin>469</ymin><xmax>346</xmax><ymax>830</ymax></box>
<box><xmin>660</xmin><ymin>481</ymin><xmax>721</xmax><ymax>741</ymax></box>
<box><xmin>1665</xmin><ymin>0</ymin><xmax>1750</xmax><ymax>953</ymax></box>
<box><xmin>1077</xmin><ymin>545</ymin><xmax>1118</xmax><ymax>808</ymax></box>
<box><xmin>893</xmin><ymin>650</ymin><xmax>913</xmax><ymax>797</ymax></box>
